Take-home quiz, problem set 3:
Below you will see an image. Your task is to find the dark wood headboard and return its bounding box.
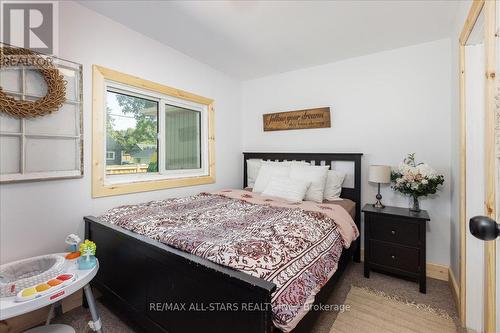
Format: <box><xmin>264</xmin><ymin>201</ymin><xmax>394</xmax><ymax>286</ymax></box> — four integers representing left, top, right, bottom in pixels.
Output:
<box><xmin>242</xmin><ymin>152</ymin><xmax>363</xmax><ymax>262</ymax></box>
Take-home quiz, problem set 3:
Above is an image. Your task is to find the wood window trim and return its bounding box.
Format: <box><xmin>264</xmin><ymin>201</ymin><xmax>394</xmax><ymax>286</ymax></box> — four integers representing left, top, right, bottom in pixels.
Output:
<box><xmin>92</xmin><ymin>65</ymin><xmax>215</xmax><ymax>198</ymax></box>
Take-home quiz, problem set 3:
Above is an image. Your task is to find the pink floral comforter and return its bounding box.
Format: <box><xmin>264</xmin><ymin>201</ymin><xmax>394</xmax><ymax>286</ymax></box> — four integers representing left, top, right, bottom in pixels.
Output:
<box><xmin>100</xmin><ymin>189</ymin><xmax>358</xmax><ymax>332</ymax></box>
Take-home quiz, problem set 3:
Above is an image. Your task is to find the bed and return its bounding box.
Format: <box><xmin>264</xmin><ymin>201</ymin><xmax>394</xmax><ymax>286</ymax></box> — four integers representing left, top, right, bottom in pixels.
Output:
<box><xmin>84</xmin><ymin>152</ymin><xmax>362</xmax><ymax>333</ymax></box>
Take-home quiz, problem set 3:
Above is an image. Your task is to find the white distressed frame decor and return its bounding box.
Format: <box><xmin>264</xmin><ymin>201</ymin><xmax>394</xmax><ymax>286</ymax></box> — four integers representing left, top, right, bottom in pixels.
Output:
<box><xmin>0</xmin><ymin>51</ymin><xmax>83</xmax><ymax>183</ymax></box>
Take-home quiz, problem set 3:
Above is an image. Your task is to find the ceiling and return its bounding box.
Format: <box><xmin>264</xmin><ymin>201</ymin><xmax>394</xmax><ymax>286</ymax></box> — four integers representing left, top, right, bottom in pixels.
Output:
<box><xmin>79</xmin><ymin>0</ymin><xmax>461</xmax><ymax>80</ymax></box>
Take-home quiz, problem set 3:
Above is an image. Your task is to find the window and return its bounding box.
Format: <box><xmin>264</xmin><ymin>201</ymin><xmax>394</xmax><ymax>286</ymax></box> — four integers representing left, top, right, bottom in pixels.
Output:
<box><xmin>106</xmin><ymin>151</ymin><xmax>116</xmax><ymax>161</ymax></box>
<box><xmin>165</xmin><ymin>105</ymin><xmax>201</xmax><ymax>171</ymax></box>
<box><xmin>105</xmin><ymin>90</ymin><xmax>158</xmax><ymax>175</ymax></box>
<box><xmin>92</xmin><ymin>66</ymin><xmax>215</xmax><ymax>197</ymax></box>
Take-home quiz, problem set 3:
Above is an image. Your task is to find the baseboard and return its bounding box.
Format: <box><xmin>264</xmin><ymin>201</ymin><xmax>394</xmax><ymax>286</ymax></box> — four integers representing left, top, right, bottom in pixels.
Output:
<box><xmin>448</xmin><ymin>268</ymin><xmax>460</xmax><ymax>310</ymax></box>
<box><xmin>360</xmin><ymin>248</ymin><xmax>449</xmax><ymax>281</ymax></box>
<box><xmin>426</xmin><ymin>262</ymin><xmax>449</xmax><ymax>281</ymax></box>
<box><xmin>0</xmin><ymin>290</ymin><xmax>82</xmax><ymax>333</ymax></box>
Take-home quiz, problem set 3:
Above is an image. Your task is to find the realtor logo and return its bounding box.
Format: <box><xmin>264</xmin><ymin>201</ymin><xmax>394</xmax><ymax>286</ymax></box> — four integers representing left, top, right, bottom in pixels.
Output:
<box><xmin>1</xmin><ymin>1</ymin><xmax>57</xmax><ymax>54</ymax></box>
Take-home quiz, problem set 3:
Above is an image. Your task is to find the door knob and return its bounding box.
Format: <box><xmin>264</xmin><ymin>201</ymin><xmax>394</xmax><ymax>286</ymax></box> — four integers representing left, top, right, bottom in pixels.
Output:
<box><xmin>469</xmin><ymin>216</ymin><xmax>500</xmax><ymax>241</ymax></box>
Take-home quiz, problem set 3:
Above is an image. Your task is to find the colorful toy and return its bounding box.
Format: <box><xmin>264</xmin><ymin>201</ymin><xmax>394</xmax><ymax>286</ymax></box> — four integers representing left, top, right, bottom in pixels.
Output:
<box><xmin>47</xmin><ymin>279</ymin><xmax>62</xmax><ymax>286</ymax></box>
<box><xmin>65</xmin><ymin>252</ymin><xmax>81</xmax><ymax>260</ymax></box>
<box><xmin>15</xmin><ymin>273</ymin><xmax>76</xmax><ymax>302</ymax></box>
<box><xmin>64</xmin><ymin>234</ymin><xmax>81</xmax><ymax>260</ymax></box>
<box><xmin>77</xmin><ymin>240</ymin><xmax>97</xmax><ymax>270</ymax></box>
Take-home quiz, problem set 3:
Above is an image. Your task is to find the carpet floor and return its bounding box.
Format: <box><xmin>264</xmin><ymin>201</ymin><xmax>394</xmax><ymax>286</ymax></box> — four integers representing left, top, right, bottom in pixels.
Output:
<box><xmin>53</xmin><ymin>262</ymin><xmax>461</xmax><ymax>333</ymax></box>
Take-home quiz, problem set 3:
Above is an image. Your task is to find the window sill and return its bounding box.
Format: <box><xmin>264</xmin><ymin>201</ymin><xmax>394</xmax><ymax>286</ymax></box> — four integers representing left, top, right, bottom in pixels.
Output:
<box><xmin>104</xmin><ymin>171</ymin><xmax>209</xmax><ymax>186</ymax></box>
<box><xmin>93</xmin><ymin>174</ymin><xmax>215</xmax><ymax>198</ymax></box>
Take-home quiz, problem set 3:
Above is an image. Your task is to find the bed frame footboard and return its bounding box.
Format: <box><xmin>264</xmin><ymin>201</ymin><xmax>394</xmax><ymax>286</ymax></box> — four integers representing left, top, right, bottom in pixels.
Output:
<box><xmin>84</xmin><ymin>216</ymin><xmax>277</xmax><ymax>333</ymax></box>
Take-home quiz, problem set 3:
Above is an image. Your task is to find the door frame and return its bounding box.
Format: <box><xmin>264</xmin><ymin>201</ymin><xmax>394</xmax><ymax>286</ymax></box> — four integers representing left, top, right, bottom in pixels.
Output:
<box><xmin>459</xmin><ymin>0</ymin><xmax>497</xmax><ymax>331</ymax></box>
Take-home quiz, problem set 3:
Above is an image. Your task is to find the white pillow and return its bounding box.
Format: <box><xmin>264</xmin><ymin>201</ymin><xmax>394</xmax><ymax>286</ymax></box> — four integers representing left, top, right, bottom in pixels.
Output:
<box><xmin>248</xmin><ymin>160</ymin><xmax>309</xmax><ymax>190</ymax></box>
<box><xmin>253</xmin><ymin>164</ymin><xmax>291</xmax><ymax>193</ymax></box>
<box><xmin>262</xmin><ymin>177</ymin><xmax>311</xmax><ymax>202</ymax></box>
<box><xmin>289</xmin><ymin>165</ymin><xmax>329</xmax><ymax>203</ymax></box>
<box><xmin>324</xmin><ymin>170</ymin><xmax>346</xmax><ymax>201</ymax></box>
<box><xmin>246</xmin><ymin>159</ymin><xmax>263</xmax><ymax>188</ymax></box>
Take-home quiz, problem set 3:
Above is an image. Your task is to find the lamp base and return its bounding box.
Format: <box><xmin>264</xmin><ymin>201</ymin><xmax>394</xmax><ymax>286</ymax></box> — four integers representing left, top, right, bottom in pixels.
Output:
<box><xmin>373</xmin><ymin>190</ymin><xmax>385</xmax><ymax>209</ymax></box>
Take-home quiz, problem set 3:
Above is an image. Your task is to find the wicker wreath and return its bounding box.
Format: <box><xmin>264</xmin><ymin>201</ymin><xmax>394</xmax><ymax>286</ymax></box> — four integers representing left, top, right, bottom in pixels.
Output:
<box><xmin>0</xmin><ymin>46</ymin><xmax>66</xmax><ymax>118</ymax></box>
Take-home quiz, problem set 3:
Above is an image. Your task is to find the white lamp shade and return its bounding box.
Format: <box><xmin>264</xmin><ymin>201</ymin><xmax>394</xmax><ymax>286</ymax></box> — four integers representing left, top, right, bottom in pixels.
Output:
<box><xmin>368</xmin><ymin>165</ymin><xmax>391</xmax><ymax>184</ymax></box>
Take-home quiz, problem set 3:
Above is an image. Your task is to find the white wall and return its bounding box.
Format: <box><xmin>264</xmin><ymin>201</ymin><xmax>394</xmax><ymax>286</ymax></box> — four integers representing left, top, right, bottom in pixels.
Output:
<box><xmin>0</xmin><ymin>1</ymin><xmax>242</xmax><ymax>264</ymax></box>
<box><xmin>241</xmin><ymin>39</ymin><xmax>452</xmax><ymax>265</ymax></box>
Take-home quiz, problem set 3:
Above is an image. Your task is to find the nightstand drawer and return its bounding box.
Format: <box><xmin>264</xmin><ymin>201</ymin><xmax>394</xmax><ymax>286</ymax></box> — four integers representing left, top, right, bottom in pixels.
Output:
<box><xmin>369</xmin><ymin>240</ymin><xmax>420</xmax><ymax>273</ymax></box>
<box><xmin>369</xmin><ymin>215</ymin><xmax>419</xmax><ymax>246</ymax></box>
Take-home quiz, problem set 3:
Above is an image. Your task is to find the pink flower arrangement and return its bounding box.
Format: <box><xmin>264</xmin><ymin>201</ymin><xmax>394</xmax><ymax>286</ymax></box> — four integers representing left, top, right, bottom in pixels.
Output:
<box><xmin>391</xmin><ymin>153</ymin><xmax>444</xmax><ymax>211</ymax></box>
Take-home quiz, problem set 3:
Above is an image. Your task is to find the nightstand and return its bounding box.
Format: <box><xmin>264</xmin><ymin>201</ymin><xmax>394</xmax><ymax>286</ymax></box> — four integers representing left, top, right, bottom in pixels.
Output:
<box><xmin>362</xmin><ymin>204</ymin><xmax>430</xmax><ymax>293</ymax></box>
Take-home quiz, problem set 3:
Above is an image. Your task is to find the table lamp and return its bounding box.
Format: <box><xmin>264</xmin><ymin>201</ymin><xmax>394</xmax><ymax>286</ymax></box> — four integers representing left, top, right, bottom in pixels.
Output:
<box><xmin>369</xmin><ymin>165</ymin><xmax>391</xmax><ymax>209</ymax></box>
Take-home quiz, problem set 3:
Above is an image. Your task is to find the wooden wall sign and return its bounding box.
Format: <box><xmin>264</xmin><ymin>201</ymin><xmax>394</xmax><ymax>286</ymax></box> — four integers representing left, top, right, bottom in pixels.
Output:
<box><xmin>263</xmin><ymin>107</ymin><xmax>331</xmax><ymax>131</ymax></box>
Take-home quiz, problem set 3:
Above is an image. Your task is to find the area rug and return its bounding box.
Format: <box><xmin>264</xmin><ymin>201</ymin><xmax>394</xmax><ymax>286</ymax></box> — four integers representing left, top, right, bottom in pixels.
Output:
<box><xmin>330</xmin><ymin>286</ymin><xmax>457</xmax><ymax>333</ymax></box>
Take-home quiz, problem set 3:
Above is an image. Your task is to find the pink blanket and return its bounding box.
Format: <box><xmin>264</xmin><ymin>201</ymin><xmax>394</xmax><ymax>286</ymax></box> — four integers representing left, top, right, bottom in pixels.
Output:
<box><xmin>100</xmin><ymin>189</ymin><xmax>358</xmax><ymax>332</ymax></box>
